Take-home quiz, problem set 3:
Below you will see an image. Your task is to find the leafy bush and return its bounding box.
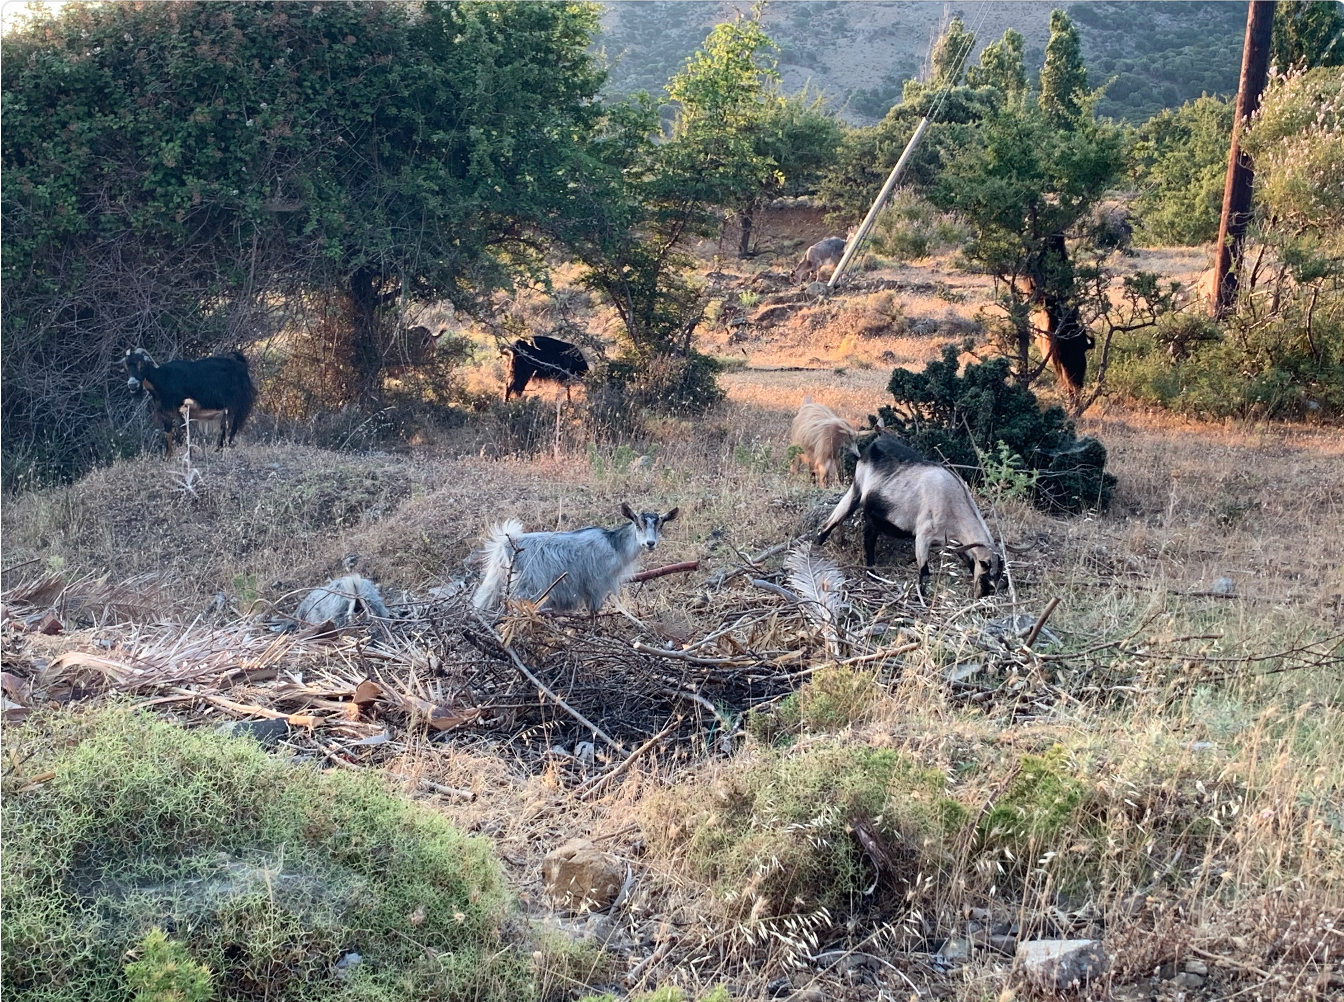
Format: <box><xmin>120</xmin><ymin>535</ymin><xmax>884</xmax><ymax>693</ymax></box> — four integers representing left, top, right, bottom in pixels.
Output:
<box><xmin>1</xmin><ymin>708</ymin><xmax>522</xmax><ymax>1002</ymax></box>
<box><xmin>879</xmin><ymin>344</ymin><xmax>1117</xmax><ymax>512</ymax></box>
<box><xmin>868</xmin><ymin>189</ymin><xmax>970</xmax><ymax>262</ymax></box>
<box><xmin>646</xmin><ymin>743</ymin><xmax>967</xmax><ymax>919</ymax></box>
<box><xmin>1130</xmin><ymin>95</ymin><xmax>1234</xmax><ymax>246</ymax></box>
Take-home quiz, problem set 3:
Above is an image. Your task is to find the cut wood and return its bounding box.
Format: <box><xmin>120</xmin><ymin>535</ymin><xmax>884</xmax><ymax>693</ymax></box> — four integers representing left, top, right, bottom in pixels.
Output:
<box><xmin>628</xmin><ymin>559</ymin><xmax>699</xmax><ymax>583</ymax></box>
<box><xmin>578</xmin><ymin>715</ymin><xmax>682</xmax><ymax>800</ymax></box>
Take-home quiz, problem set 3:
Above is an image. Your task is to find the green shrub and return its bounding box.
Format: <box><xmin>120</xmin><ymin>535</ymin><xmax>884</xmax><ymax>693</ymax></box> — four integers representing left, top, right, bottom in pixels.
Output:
<box><xmin>869</xmin><ymin>189</ymin><xmax>970</xmax><ymax>262</ymax></box>
<box><xmin>1</xmin><ymin>708</ymin><xmax>522</xmax><ymax>1002</ymax></box>
<box><xmin>124</xmin><ymin>929</ymin><xmax>214</xmax><ymax>1002</ymax></box>
<box><xmin>880</xmin><ymin>344</ymin><xmax>1117</xmax><ymax>512</ymax></box>
<box><xmin>649</xmin><ymin>743</ymin><xmax>967</xmax><ymax>919</ymax></box>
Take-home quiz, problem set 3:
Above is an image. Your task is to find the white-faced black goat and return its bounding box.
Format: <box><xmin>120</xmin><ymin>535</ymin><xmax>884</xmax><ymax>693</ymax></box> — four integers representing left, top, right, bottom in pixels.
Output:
<box><xmin>815</xmin><ymin>435</ymin><xmax>1002</xmax><ymax>599</ymax></box>
<box><xmin>123</xmin><ymin>348</ymin><xmax>255</xmax><ymax>457</ymax></box>
<box><xmin>472</xmin><ymin>503</ymin><xmax>678</xmax><ymax>615</ymax></box>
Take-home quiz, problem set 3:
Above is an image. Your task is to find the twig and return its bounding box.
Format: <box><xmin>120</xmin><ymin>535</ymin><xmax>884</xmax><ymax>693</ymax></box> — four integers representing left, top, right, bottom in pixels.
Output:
<box><xmin>388</xmin><ymin>773</ymin><xmax>476</xmax><ymax>801</ymax></box>
<box><xmin>465</xmin><ymin>620</ymin><xmax>620</xmax><ymax>749</ymax></box>
<box><xmin>631</xmin><ymin>640</ymin><xmax>756</xmax><ymax>667</ymax></box>
<box><xmin>660</xmin><ymin>687</ymin><xmax>734</xmax><ymax>730</ymax></box>
<box><xmin>628</xmin><ymin>559</ymin><xmax>700</xmax><ymax>583</ymax></box>
<box><xmin>626</xmin><ymin>936</ymin><xmax>677</xmax><ymax>988</ymax></box>
<box><xmin>835</xmin><ymin>641</ymin><xmax>920</xmax><ymax>665</ymax></box>
<box><xmin>751</xmin><ymin>578</ymin><xmax>800</xmax><ymax>603</ymax></box>
<box><xmin>578</xmin><ymin>716</ymin><xmax>682</xmax><ymax>800</ymax></box>
<box><xmin>1023</xmin><ymin>597</ymin><xmax>1060</xmax><ymax>649</ymax></box>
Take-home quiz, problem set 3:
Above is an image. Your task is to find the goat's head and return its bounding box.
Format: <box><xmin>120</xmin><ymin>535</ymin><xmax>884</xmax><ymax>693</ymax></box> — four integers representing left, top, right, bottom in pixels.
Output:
<box><xmin>122</xmin><ymin>348</ymin><xmax>156</xmax><ymax>393</ymax></box>
<box><xmin>621</xmin><ymin>502</ymin><xmax>679</xmax><ymax>551</ymax></box>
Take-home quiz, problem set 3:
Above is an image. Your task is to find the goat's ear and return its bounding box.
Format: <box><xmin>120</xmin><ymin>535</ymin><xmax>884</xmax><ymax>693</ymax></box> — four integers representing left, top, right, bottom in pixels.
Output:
<box><xmin>661</xmin><ymin>507</ymin><xmax>679</xmax><ymax>523</ymax></box>
<box><xmin>621</xmin><ymin>502</ymin><xmax>637</xmax><ymax>522</ymax></box>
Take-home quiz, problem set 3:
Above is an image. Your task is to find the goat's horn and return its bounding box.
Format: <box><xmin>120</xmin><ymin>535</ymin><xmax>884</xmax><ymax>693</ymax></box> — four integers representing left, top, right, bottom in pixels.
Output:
<box><xmin>1003</xmin><ymin>541</ymin><xmax>1036</xmax><ymax>554</ymax></box>
<box><xmin>948</xmin><ymin>541</ymin><xmax>982</xmax><ymax>554</ymax></box>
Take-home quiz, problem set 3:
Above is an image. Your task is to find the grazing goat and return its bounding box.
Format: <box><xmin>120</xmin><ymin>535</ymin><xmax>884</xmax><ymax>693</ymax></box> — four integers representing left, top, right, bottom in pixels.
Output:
<box><xmin>790</xmin><ymin>397</ymin><xmax>856</xmax><ymax>487</ymax></box>
<box><xmin>504</xmin><ymin>335</ymin><xmax>589</xmax><ymax>401</ymax></box>
<box><xmin>472</xmin><ymin>503</ymin><xmax>678</xmax><ymax>615</ymax></box>
<box><xmin>123</xmin><ymin>348</ymin><xmax>254</xmax><ymax>457</ymax></box>
<box><xmin>296</xmin><ymin>574</ymin><xmax>390</xmax><ymax>626</ymax></box>
<box><xmin>791</xmin><ymin>237</ymin><xmax>847</xmax><ymax>285</ymax></box>
<box><xmin>815</xmin><ymin>435</ymin><xmax>1002</xmax><ymax>599</ymax></box>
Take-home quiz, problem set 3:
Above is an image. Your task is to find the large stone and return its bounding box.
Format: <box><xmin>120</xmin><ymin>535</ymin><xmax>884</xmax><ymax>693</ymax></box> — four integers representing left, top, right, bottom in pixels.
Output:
<box><xmin>1015</xmin><ymin>939</ymin><xmax>1108</xmax><ymax>989</ymax></box>
<box><xmin>542</xmin><ymin>839</ymin><xmax>624</xmax><ymax>914</ymax></box>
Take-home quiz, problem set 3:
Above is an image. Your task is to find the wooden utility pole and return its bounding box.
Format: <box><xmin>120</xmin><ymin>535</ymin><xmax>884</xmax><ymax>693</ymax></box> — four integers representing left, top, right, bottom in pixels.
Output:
<box><xmin>1210</xmin><ymin>1</ymin><xmax>1275</xmax><ymax>319</ymax></box>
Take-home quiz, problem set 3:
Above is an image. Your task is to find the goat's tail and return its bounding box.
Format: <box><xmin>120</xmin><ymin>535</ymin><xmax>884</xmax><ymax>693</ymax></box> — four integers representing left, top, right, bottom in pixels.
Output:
<box><xmin>231</xmin><ymin>352</ymin><xmax>256</xmax><ymax>434</ymax></box>
<box><xmin>471</xmin><ymin>519</ymin><xmax>525</xmax><ymax>611</ymax></box>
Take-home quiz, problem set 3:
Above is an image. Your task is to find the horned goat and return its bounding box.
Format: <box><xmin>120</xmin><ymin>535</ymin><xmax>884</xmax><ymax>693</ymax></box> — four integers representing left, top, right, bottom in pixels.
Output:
<box><xmin>815</xmin><ymin>435</ymin><xmax>1002</xmax><ymax>599</ymax></box>
<box><xmin>790</xmin><ymin>397</ymin><xmax>856</xmax><ymax>487</ymax></box>
<box><xmin>791</xmin><ymin>237</ymin><xmax>847</xmax><ymax>285</ymax></box>
<box><xmin>472</xmin><ymin>503</ymin><xmax>678</xmax><ymax>615</ymax></box>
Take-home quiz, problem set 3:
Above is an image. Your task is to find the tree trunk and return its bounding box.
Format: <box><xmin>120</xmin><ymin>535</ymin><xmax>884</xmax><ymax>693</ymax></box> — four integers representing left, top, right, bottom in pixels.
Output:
<box><xmin>737</xmin><ymin>208</ymin><xmax>754</xmax><ymax>258</ymax></box>
<box><xmin>1211</xmin><ymin>1</ymin><xmax>1275</xmax><ymax>319</ymax></box>
<box><xmin>348</xmin><ymin>267</ymin><xmax>385</xmax><ymax>405</ymax></box>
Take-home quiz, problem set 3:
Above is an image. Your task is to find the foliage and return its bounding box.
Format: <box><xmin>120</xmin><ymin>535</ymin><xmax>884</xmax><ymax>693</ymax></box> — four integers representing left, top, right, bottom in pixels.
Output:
<box><xmin>1068</xmin><ymin>1</ymin><xmax>1246</xmax><ymax>123</ymax></box>
<box><xmin>0</xmin><ymin>707</ymin><xmax>521</xmax><ymax>1002</ymax></box>
<box><xmin>880</xmin><ymin>344</ymin><xmax>1117</xmax><ymax>512</ymax></box>
<box><xmin>1038</xmin><ymin>10</ymin><xmax>1089</xmax><ymax>127</ymax></box>
<box><xmin>1270</xmin><ymin>1</ymin><xmax>1344</xmax><ymax>72</ymax></box>
<box><xmin>869</xmin><ymin>189</ymin><xmax>970</xmax><ymax>262</ymax></box>
<box><xmin>1130</xmin><ymin>95</ymin><xmax>1234</xmax><ymax>246</ymax></box>
<box><xmin>930</xmin><ymin>14</ymin><xmax>977</xmax><ymax>87</ymax></box>
<box><xmin>647</xmin><ymin>743</ymin><xmax>966</xmax><ymax>919</ymax></box>
<box><xmin>2</xmin><ymin>0</ymin><xmax>610</xmax><ymax>484</ymax></box>
<box><xmin>976</xmin><ymin>747</ymin><xmax>1090</xmax><ymax>888</ymax></box>
<box><xmin>979</xmin><ymin>441</ymin><xmax>1040</xmax><ymax>503</ymax></box>
<box><xmin>964</xmin><ymin>28</ymin><xmax>1028</xmax><ymax>97</ymax></box>
<box><xmin>124</xmin><ymin>929</ymin><xmax>214</xmax><ymax>1002</ymax></box>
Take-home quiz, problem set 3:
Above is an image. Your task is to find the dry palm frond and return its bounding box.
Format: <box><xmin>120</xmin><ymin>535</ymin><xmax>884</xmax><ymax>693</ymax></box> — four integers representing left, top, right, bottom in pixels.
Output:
<box><xmin>785</xmin><ymin>545</ymin><xmax>847</xmax><ymax>657</ymax></box>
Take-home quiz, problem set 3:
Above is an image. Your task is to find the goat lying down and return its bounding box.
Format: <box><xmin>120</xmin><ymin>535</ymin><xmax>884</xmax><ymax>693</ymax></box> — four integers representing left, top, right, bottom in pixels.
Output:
<box><xmin>473</xmin><ymin>503</ymin><xmax>678</xmax><ymax>615</ymax></box>
<box><xmin>790</xmin><ymin>397</ymin><xmax>856</xmax><ymax>487</ymax></box>
<box><xmin>815</xmin><ymin>435</ymin><xmax>1002</xmax><ymax>598</ymax></box>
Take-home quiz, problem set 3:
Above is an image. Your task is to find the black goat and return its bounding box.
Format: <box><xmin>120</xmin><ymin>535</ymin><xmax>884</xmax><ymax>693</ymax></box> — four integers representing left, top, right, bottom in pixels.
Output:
<box><xmin>503</xmin><ymin>336</ymin><xmax>589</xmax><ymax>401</ymax></box>
<box><xmin>123</xmin><ymin>348</ymin><xmax>255</xmax><ymax>457</ymax></box>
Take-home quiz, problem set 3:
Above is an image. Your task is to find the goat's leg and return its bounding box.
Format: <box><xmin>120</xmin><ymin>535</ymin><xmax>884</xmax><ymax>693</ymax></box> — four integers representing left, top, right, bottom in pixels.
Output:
<box><xmin>815</xmin><ymin>484</ymin><xmax>860</xmax><ymax>545</ymax></box>
<box><xmin>863</xmin><ymin>516</ymin><xmax>879</xmax><ymax>567</ymax></box>
<box><xmin>915</xmin><ymin>533</ymin><xmax>933</xmax><ymax>602</ymax></box>
<box><xmin>217</xmin><ymin>413</ymin><xmax>228</xmax><ymax>451</ymax></box>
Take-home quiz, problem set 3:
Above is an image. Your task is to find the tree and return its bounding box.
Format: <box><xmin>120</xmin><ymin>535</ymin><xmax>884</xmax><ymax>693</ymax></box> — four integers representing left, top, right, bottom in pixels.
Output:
<box><xmin>1131</xmin><ymin>95</ymin><xmax>1235</xmax><ymax>245</ymax></box>
<box><xmin>930</xmin><ymin>14</ymin><xmax>976</xmax><ymax>87</ymax></box>
<box><xmin>1038</xmin><ymin>10</ymin><xmax>1088</xmax><ymax>128</ymax></box>
<box><xmin>965</xmin><ymin>28</ymin><xmax>1028</xmax><ymax>98</ymax></box>
<box><xmin>1271</xmin><ymin>1</ymin><xmax>1344</xmax><ymax>72</ymax></box>
<box><xmin>2</xmin><ymin>1</ymin><xmax>609</xmax><ymax>483</ymax></box>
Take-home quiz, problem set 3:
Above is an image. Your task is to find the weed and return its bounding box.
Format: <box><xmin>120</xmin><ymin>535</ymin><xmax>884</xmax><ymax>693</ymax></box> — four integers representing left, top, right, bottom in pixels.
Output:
<box><xmin>738</xmin><ymin>290</ymin><xmax>761</xmax><ymax>308</ymax></box>
<box><xmin>979</xmin><ymin>441</ymin><xmax>1040</xmax><ymax>503</ymax></box>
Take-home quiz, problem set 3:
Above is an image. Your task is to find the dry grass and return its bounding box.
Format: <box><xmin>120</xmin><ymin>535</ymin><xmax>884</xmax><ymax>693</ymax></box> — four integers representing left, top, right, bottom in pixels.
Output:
<box><xmin>2</xmin><ymin>220</ymin><xmax>1341</xmax><ymax>1001</ymax></box>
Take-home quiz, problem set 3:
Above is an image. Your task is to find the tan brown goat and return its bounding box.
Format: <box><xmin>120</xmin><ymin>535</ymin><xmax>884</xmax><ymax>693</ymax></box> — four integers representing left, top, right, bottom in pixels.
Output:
<box><xmin>790</xmin><ymin>397</ymin><xmax>856</xmax><ymax>487</ymax></box>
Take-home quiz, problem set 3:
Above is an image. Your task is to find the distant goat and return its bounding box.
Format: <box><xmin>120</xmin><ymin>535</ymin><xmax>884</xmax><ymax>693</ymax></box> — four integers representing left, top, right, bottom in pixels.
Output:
<box><xmin>790</xmin><ymin>397</ymin><xmax>856</xmax><ymax>487</ymax></box>
<box><xmin>123</xmin><ymin>348</ymin><xmax>254</xmax><ymax>457</ymax></box>
<box><xmin>791</xmin><ymin>237</ymin><xmax>847</xmax><ymax>285</ymax></box>
<box><xmin>472</xmin><ymin>503</ymin><xmax>678</xmax><ymax>615</ymax></box>
<box><xmin>815</xmin><ymin>435</ymin><xmax>1002</xmax><ymax>599</ymax></box>
<box><xmin>504</xmin><ymin>335</ymin><xmax>589</xmax><ymax>401</ymax></box>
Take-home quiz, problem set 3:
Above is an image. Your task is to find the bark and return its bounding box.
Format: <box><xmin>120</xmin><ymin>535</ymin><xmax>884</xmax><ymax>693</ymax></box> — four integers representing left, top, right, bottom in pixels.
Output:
<box><xmin>1211</xmin><ymin>1</ymin><xmax>1275</xmax><ymax>319</ymax></box>
<box><xmin>347</xmin><ymin>267</ymin><xmax>386</xmax><ymax>404</ymax></box>
<box><xmin>737</xmin><ymin>208</ymin><xmax>754</xmax><ymax>258</ymax></box>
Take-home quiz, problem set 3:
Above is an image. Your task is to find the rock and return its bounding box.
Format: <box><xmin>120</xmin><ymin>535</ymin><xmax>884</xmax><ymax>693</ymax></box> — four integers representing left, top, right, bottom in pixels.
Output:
<box><xmin>752</xmin><ymin>304</ymin><xmax>795</xmax><ymax>327</ymax></box>
<box><xmin>937</xmin><ymin>937</ymin><xmax>972</xmax><ymax>962</ymax></box>
<box><xmin>989</xmin><ymin>934</ymin><xmax>1018</xmax><ymax>955</ymax></box>
<box><xmin>1172</xmin><ymin>972</ymin><xmax>1205</xmax><ymax>989</ymax></box>
<box><xmin>333</xmin><ymin>952</ymin><xmax>362</xmax><ymax>981</ymax></box>
<box><xmin>1015</xmin><ymin>939</ymin><xmax>1108</xmax><ymax>989</ymax></box>
<box><xmin>217</xmin><ymin>718</ymin><xmax>290</xmax><ymax>748</ymax></box>
<box><xmin>806</xmin><ymin>281</ymin><xmax>828</xmax><ymax>297</ymax></box>
<box><xmin>37</xmin><ymin>612</ymin><xmax>63</xmax><ymax>636</ymax></box>
<box><xmin>542</xmin><ymin>839</ymin><xmax>624</xmax><ymax>914</ymax></box>
<box><xmin>788</xmin><ymin>988</ymin><xmax>827</xmax><ymax>1002</ymax></box>
<box><xmin>1210</xmin><ymin>577</ymin><xmax>1236</xmax><ymax>596</ymax></box>
<box><xmin>945</xmin><ymin>662</ymin><xmax>984</xmax><ymax>684</ymax></box>
<box><xmin>1184</xmin><ymin>959</ymin><xmax>1209</xmax><ymax>976</ymax></box>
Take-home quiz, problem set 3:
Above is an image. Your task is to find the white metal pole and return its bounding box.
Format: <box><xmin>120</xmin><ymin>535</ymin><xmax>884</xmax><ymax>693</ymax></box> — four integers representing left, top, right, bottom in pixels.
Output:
<box><xmin>827</xmin><ymin>115</ymin><xmax>933</xmax><ymax>291</ymax></box>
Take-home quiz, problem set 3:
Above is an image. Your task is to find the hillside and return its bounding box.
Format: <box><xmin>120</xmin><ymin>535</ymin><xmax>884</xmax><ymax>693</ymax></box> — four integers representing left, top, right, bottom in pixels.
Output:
<box><xmin>596</xmin><ymin>0</ymin><xmax>1245</xmax><ymax>123</ymax></box>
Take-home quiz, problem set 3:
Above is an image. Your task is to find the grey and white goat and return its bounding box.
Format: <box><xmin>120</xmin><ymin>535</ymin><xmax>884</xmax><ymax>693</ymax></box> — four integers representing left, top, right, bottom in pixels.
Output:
<box><xmin>815</xmin><ymin>435</ymin><xmax>1002</xmax><ymax>599</ymax></box>
<box><xmin>472</xmin><ymin>503</ymin><xmax>679</xmax><ymax>615</ymax></box>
